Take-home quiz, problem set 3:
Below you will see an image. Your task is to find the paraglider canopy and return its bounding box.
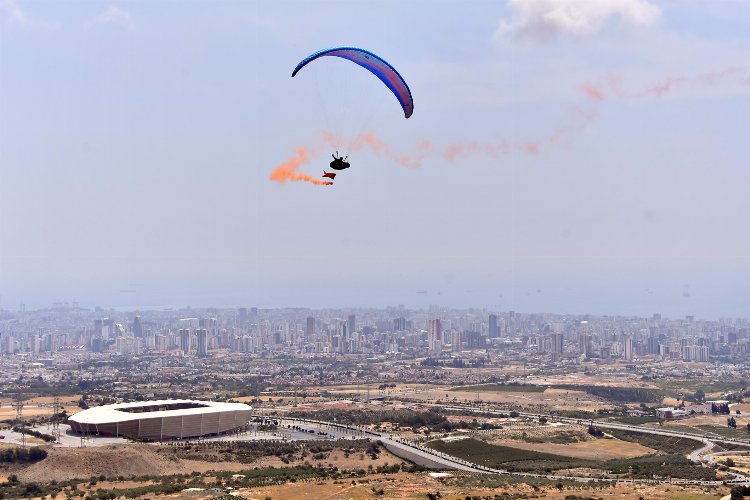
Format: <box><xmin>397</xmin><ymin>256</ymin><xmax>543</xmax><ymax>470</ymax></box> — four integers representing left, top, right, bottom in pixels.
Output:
<box><xmin>292</xmin><ymin>46</ymin><xmax>414</xmax><ymax>119</ymax></box>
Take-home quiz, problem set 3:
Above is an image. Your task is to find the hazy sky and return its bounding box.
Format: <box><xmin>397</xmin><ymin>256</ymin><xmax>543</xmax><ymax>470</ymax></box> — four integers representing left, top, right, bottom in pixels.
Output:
<box><xmin>1</xmin><ymin>0</ymin><xmax>749</xmax><ymax>318</ymax></box>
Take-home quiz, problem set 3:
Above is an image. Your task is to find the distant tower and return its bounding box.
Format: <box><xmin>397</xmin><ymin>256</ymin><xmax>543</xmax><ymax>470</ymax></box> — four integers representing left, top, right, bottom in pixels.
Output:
<box><xmin>347</xmin><ymin>314</ymin><xmax>356</xmax><ymax>335</ymax></box>
<box><xmin>428</xmin><ymin>319</ymin><xmax>442</xmax><ymax>355</ymax></box>
<box><xmin>451</xmin><ymin>330</ymin><xmax>462</xmax><ymax>352</ymax></box>
<box><xmin>551</xmin><ymin>332</ymin><xmax>563</xmax><ymax>355</ymax></box>
<box><xmin>104</xmin><ymin>318</ymin><xmax>115</xmax><ymax>338</ymax></box>
<box><xmin>196</xmin><ymin>329</ymin><xmax>208</xmax><ymax>357</ymax></box>
<box><xmin>238</xmin><ymin>308</ymin><xmax>248</xmax><ymax>327</ymax></box>
<box><xmin>624</xmin><ymin>337</ymin><xmax>633</xmax><ymax>361</ymax></box>
<box><xmin>393</xmin><ymin>317</ymin><xmax>407</xmax><ymax>332</ymax></box>
<box><xmin>306</xmin><ymin>317</ymin><xmax>315</xmax><ymax>339</ymax></box>
<box><xmin>180</xmin><ymin>329</ymin><xmax>192</xmax><ymax>354</ymax></box>
<box><xmin>132</xmin><ymin>315</ymin><xmax>143</xmax><ymax>338</ymax></box>
<box><xmin>489</xmin><ymin>314</ymin><xmax>499</xmax><ymax>338</ymax></box>
<box><xmin>579</xmin><ymin>334</ymin><xmax>592</xmax><ymax>357</ymax></box>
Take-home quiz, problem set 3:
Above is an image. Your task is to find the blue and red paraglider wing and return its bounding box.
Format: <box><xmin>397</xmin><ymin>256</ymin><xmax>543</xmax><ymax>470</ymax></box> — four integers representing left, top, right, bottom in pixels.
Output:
<box><xmin>292</xmin><ymin>46</ymin><xmax>413</xmax><ymax>119</ymax></box>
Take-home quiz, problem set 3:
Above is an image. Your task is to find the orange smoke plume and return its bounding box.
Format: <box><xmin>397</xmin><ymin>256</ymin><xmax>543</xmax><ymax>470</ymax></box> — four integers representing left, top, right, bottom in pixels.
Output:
<box><xmin>323</xmin><ymin>131</ymin><xmax>432</xmax><ymax>168</ymax></box>
<box><xmin>269</xmin><ymin>147</ymin><xmax>333</xmax><ymax>186</ymax></box>
<box><xmin>271</xmin><ymin>66</ymin><xmax>747</xmax><ymax>178</ymax></box>
<box><xmin>581</xmin><ymin>67</ymin><xmax>747</xmax><ymax>101</ymax></box>
<box><xmin>442</xmin><ymin>107</ymin><xmax>597</xmax><ymax>162</ymax></box>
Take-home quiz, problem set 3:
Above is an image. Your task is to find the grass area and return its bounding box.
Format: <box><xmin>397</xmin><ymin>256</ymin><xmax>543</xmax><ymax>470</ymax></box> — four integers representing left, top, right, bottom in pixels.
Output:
<box><xmin>605</xmin><ymin>454</ymin><xmax>717</xmax><ymax>481</ymax></box>
<box><xmin>609</xmin><ymin>416</ymin><xmax>661</xmax><ymax>426</ymax></box>
<box><xmin>695</xmin><ymin>424</ymin><xmax>750</xmax><ymax>439</ymax></box>
<box><xmin>604</xmin><ymin>429</ymin><xmax>702</xmax><ymax>455</ymax></box>
<box><xmin>450</xmin><ymin>384</ymin><xmax>547</xmax><ymax>393</ymax></box>
<box><xmin>552</xmin><ymin>409</ymin><xmax>603</xmax><ymax>420</ymax></box>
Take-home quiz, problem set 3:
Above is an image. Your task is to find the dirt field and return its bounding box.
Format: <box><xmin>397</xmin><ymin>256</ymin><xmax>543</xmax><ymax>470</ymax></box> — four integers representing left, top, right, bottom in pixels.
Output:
<box><xmin>485</xmin><ymin>436</ymin><xmax>656</xmax><ymax>460</ymax></box>
<box><xmin>13</xmin><ymin>445</ymin><xmax>181</xmax><ymax>482</ymax></box>
<box><xmin>229</xmin><ymin>471</ymin><xmax>729</xmax><ymax>499</ymax></box>
<box><xmin>405</xmin><ymin>386</ymin><xmax>607</xmax><ymax>411</ymax></box>
<box><xmin>7</xmin><ymin>443</ymin><xmax>405</xmax><ymax>483</ymax></box>
<box><xmin>0</xmin><ymin>395</ymin><xmax>81</xmax><ymax>421</ymax></box>
<box><xmin>651</xmin><ymin>413</ymin><xmax>750</xmax><ymax>439</ymax></box>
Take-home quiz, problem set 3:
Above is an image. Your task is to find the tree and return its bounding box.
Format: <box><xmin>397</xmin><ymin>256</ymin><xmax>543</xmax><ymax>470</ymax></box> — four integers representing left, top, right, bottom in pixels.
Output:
<box><xmin>694</xmin><ymin>389</ymin><xmax>705</xmax><ymax>402</ymax></box>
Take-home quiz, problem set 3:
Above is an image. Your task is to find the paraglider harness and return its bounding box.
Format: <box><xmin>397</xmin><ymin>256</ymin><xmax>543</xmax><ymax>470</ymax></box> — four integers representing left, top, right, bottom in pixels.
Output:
<box><xmin>330</xmin><ymin>151</ymin><xmax>350</xmax><ymax>170</ymax></box>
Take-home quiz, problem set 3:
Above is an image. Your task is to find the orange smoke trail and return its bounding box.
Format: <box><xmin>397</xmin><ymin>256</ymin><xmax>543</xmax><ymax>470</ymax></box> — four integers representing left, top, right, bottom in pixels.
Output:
<box><xmin>581</xmin><ymin>67</ymin><xmax>747</xmax><ymax>101</ymax></box>
<box><xmin>322</xmin><ymin>131</ymin><xmax>432</xmax><ymax>167</ymax></box>
<box><xmin>271</xmin><ymin>66</ymin><xmax>747</xmax><ymax>176</ymax></box>
<box><xmin>268</xmin><ymin>147</ymin><xmax>333</xmax><ymax>186</ymax></box>
<box><xmin>442</xmin><ymin>106</ymin><xmax>598</xmax><ymax>162</ymax></box>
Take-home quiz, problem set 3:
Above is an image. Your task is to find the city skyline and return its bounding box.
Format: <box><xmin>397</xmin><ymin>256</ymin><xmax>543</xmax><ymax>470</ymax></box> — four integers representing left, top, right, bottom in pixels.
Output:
<box><xmin>2</xmin><ymin>1</ymin><xmax>749</xmax><ymax>318</ymax></box>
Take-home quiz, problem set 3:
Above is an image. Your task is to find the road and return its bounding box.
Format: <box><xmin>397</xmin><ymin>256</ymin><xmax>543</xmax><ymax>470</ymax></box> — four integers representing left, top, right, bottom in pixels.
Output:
<box><xmin>281</xmin><ymin>415</ymin><xmax>750</xmax><ymax>486</ymax></box>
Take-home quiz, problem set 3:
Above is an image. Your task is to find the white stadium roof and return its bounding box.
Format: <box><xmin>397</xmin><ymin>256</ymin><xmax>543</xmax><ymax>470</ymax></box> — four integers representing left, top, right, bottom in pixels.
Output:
<box><xmin>69</xmin><ymin>399</ymin><xmax>252</xmax><ymax>425</ymax></box>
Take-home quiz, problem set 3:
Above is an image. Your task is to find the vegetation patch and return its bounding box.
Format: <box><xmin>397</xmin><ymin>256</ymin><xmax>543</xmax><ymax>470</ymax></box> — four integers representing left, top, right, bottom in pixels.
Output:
<box><xmin>605</xmin><ymin>429</ymin><xmax>702</xmax><ymax>455</ymax></box>
<box><xmin>552</xmin><ymin>385</ymin><xmax>663</xmax><ymax>403</ymax></box>
<box><xmin>427</xmin><ymin>438</ymin><xmax>588</xmax><ymax>472</ymax></box>
<box><xmin>0</xmin><ymin>447</ymin><xmax>48</xmax><ymax>463</ymax></box>
<box><xmin>162</xmin><ymin>438</ymin><xmax>382</xmax><ymax>464</ymax></box>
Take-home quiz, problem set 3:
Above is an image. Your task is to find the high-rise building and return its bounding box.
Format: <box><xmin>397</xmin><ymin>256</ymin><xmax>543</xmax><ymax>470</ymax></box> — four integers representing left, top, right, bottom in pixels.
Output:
<box><xmin>489</xmin><ymin>314</ymin><xmax>499</xmax><ymax>338</ymax></box>
<box><xmin>238</xmin><ymin>308</ymin><xmax>248</xmax><ymax>326</ymax></box>
<box><xmin>579</xmin><ymin>334</ymin><xmax>592</xmax><ymax>357</ymax></box>
<box><xmin>393</xmin><ymin>317</ymin><xmax>407</xmax><ymax>332</ymax></box>
<box><xmin>104</xmin><ymin>319</ymin><xmax>115</xmax><ymax>338</ymax></box>
<box><xmin>624</xmin><ymin>337</ymin><xmax>633</xmax><ymax>361</ymax></box>
<box><xmin>347</xmin><ymin>314</ymin><xmax>356</xmax><ymax>335</ymax></box>
<box><xmin>180</xmin><ymin>329</ymin><xmax>192</xmax><ymax>354</ymax></box>
<box><xmin>306</xmin><ymin>317</ymin><xmax>315</xmax><ymax>338</ymax></box>
<box><xmin>94</xmin><ymin>319</ymin><xmax>103</xmax><ymax>338</ymax></box>
<box><xmin>132</xmin><ymin>315</ymin><xmax>143</xmax><ymax>338</ymax></box>
<box><xmin>428</xmin><ymin>319</ymin><xmax>442</xmax><ymax>354</ymax></box>
<box><xmin>551</xmin><ymin>332</ymin><xmax>563</xmax><ymax>355</ymax></box>
<box><xmin>451</xmin><ymin>330</ymin><xmax>462</xmax><ymax>352</ymax></box>
<box><xmin>196</xmin><ymin>329</ymin><xmax>208</xmax><ymax>357</ymax></box>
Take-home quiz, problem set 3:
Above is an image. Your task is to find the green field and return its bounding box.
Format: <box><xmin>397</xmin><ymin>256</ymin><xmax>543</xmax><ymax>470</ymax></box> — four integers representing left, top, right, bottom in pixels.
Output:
<box><xmin>604</xmin><ymin>429</ymin><xmax>702</xmax><ymax>455</ymax></box>
<box><xmin>610</xmin><ymin>415</ymin><xmax>662</xmax><ymax>426</ymax></box>
<box><xmin>695</xmin><ymin>424</ymin><xmax>750</xmax><ymax>439</ymax></box>
<box><xmin>427</xmin><ymin>438</ymin><xmax>586</xmax><ymax>472</ymax></box>
<box><xmin>427</xmin><ymin>435</ymin><xmax>715</xmax><ymax>480</ymax></box>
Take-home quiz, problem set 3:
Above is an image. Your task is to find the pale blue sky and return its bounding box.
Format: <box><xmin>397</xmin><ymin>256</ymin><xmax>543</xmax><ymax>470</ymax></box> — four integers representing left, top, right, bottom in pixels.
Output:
<box><xmin>1</xmin><ymin>1</ymin><xmax>749</xmax><ymax>318</ymax></box>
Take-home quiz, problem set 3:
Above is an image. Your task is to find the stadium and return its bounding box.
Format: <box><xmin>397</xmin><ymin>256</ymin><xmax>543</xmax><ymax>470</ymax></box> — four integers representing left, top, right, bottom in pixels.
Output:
<box><xmin>68</xmin><ymin>399</ymin><xmax>252</xmax><ymax>440</ymax></box>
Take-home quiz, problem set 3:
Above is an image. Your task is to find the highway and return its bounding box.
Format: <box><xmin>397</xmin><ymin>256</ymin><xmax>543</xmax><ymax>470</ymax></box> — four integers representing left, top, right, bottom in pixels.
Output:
<box><xmin>280</xmin><ymin>415</ymin><xmax>750</xmax><ymax>486</ymax></box>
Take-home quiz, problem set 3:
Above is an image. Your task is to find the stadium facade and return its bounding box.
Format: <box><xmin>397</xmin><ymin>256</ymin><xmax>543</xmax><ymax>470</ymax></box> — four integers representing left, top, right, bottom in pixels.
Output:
<box><xmin>68</xmin><ymin>399</ymin><xmax>252</xmax><ymax>440</ymax></box>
